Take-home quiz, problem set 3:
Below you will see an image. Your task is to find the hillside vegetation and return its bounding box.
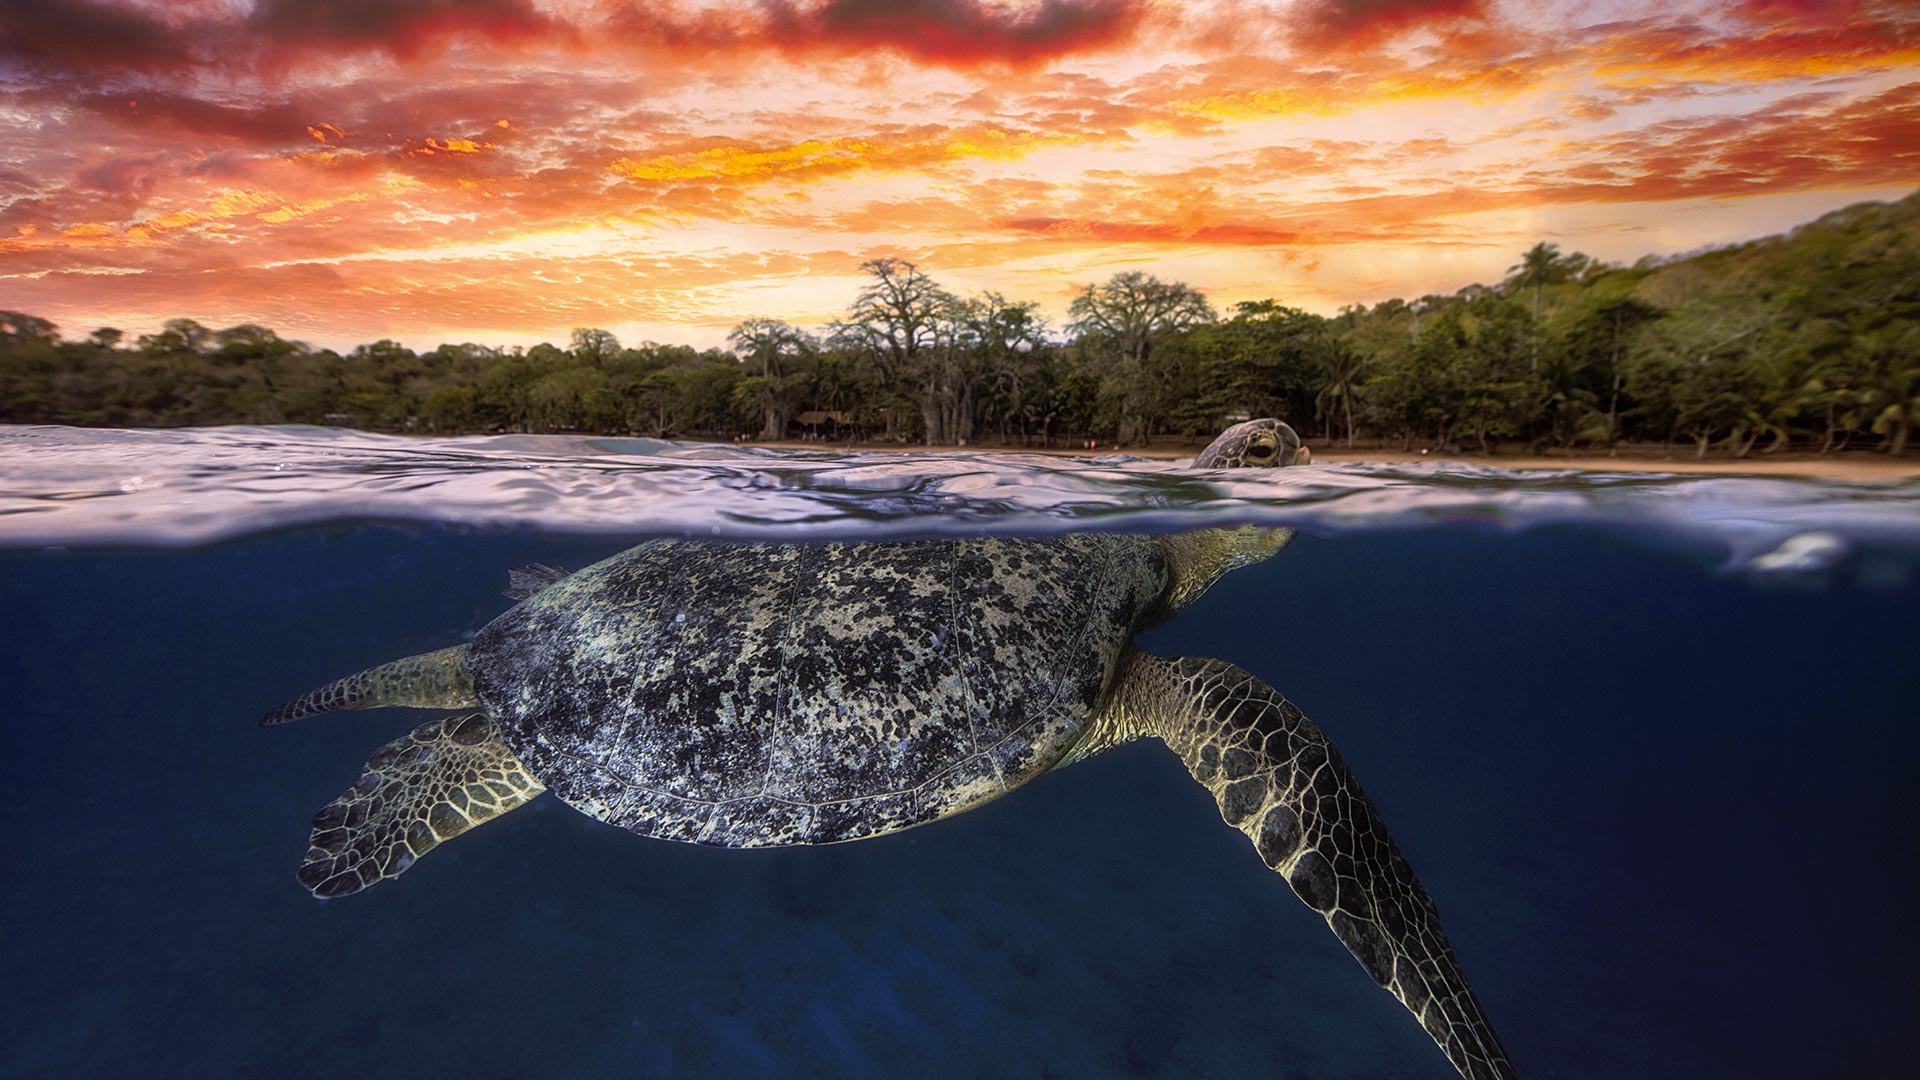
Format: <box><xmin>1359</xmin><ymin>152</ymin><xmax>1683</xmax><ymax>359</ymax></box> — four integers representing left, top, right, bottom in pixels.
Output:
<box><xmin>3</xmin><ymin>191</ymin><xmax>1916</xmax><ymax>456</ymax></box>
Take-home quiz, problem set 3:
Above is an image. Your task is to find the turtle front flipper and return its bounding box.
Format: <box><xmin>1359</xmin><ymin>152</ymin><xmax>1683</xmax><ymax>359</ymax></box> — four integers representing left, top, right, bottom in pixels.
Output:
<box><xmin>297</xmin><ymin>714</ymin><xmax>545</xmax><ymax>899</ymax></box>
<box><xmin>261</xmin><ymin>645</ymin><xmax>475</xmax><ymax>726</ymax></box>
<box><xmin>1087</xmin><ymin>649</ymin><xmax>1517</xmax><ymax>1080</ymax></box>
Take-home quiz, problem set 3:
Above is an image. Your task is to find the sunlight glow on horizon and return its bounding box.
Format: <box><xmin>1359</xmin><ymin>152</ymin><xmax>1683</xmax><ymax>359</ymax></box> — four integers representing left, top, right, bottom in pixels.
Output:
<box><xmin>2</xmin><ymin>0</ymin><xmax>1917</xmax><ymax>352</ymax></box>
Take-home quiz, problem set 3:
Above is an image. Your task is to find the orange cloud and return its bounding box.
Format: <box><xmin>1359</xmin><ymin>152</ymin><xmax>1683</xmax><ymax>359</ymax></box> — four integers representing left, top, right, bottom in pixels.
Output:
<box><xmin>0</xmin><ymin>188</ymin><xmax>385</xmax><ymax>255</ymax></box>
<box><xmin>0</xmin><ymin>243</ymin><xmax>860</xmax><ymax>342</ymax></box>
<box><xmin>973</xmin><ymin>81</ymin><xmax>1920</xmax><ymax>254</ymax></box>
<box><xmin>1590</xmin><ymin>14</ymin><xmax>1920</xmax><ymax>86</ymax></box>
<box><xmin>609</xmin><ymin>125</ymin><xmax>1087</xmax><ymax>185</ymax></box>
<box><xmin>406</xmin><ymin>137</ymin><xmax>496</xmax><ymax>157</ymax></box>
<box><xmin>4</xmin><ymin>0</ymin><xmax>1917</xmax><ymax>348</ymax></box>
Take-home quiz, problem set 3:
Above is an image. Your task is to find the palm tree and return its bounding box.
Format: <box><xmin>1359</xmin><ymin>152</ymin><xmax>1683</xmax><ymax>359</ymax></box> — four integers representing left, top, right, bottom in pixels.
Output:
<box><xmin>1507</xmin><ymin>242</ymin><xmax>1575</xmax><ymax>371</ymax></box>
<box><xmin>1314</xmin><ymin>340</ymin><xmax>1368</xmax><ymax>448</ymax></box>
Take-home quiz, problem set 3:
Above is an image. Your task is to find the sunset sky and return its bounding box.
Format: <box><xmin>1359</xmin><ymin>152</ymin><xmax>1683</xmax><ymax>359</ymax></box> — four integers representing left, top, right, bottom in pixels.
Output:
<box><xmin>2</xmin><ymin>0</ymin><xmax>1917</xmax><ymax>351</ymax></box>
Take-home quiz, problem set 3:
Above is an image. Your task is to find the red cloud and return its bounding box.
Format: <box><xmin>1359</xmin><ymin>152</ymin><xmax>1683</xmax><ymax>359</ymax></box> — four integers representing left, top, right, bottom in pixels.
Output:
<box><xmin>0</xmin><ymin>0</ymin><xmax>554</xmax><ymax>82</ymax></box>
<box><xmin>0</xmin><ymin>0</ymin><xmax>221</xmax><ymax>78</ymax></box>
<box><xmin>1287</xmin><ymin>0</ymin><xmax>1491</xmax><ymax>49</ymax></box>
<box><xmin>770</xmin><ymin>0</ymin><xmax>1148</xmax><ymax>66</ymax></box>
<box><xmin>247</xmin><ymin>0</ymin><xmax>556</xmax><ymax>54</ymax></box>
<box><xmin>1733</xmin><ymin>0</ymin><xmax>1867</xmax><ymax>19</ymax></box>
<box><xmin>1569</xmin><ymin>80</ymin><xmax>1920</xmax><ymax>202</ymax></box>
<box><xmin>608</xmin><ymin>0</ymin><xmax>1151</xmax><ymax>69</ymax></box>
<box><xmin>6</xmin><ymin>0</ymin><xmax>1153</xmax><ymax>89</ymax></box>
<box><xmin>77</xmin><ymin>92</ymin><xmax>316</xmax><ymax>144</ymax></box>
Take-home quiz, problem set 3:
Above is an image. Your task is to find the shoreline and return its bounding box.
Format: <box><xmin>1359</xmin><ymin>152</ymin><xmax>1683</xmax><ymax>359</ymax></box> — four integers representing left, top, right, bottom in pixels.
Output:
<box><xmin>752</xmin><ymin>439</ymin><xmax>1920</xmax><ymax>482</ymax></box>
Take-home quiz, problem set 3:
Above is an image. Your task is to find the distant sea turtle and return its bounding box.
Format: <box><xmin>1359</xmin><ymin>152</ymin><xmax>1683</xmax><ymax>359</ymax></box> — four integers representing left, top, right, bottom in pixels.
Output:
<box><xmin>265</xmin><ymin>419</ymin><xmax>1515</xmax><ymax>1079</ymax></box>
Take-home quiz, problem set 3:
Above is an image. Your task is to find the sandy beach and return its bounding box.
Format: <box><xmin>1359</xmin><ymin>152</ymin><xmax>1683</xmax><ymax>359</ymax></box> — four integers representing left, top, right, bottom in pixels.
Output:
<box><xmin>754</xmin><ymin>439</ymin><xmax>1920</xmax><ymax>482</ymax></box>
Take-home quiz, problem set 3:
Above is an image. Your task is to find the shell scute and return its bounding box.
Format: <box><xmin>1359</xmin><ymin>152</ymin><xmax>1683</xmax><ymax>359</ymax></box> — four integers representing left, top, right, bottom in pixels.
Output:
<box><xmin>467</xmin><ymin>535</ymin><xmax>1166</xmax><ymax>846</ymax></box>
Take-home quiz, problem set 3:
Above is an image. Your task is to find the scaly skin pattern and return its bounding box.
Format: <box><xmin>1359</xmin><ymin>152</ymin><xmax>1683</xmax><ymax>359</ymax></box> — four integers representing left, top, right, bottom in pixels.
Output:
<box><xmin>465</xmin><ymin>535</ymin><xmax>1168</xmax><ymax>846</ymax></box>
<box><xmin>1190</xmin><ymin>416</ymin><xmax>1306</xmax><ymax>468</ymax></box>
<box><xmin>1155</xmin><ymin>525</ymin><xmax>1297</xmax><ymax>620</ymax></box>
<box><xmin>261</xmin><ymin>645</ymin><xmax>474</xmax><ymax>726</ymax></box>
<box><xmin>296</xmin><ymin>714</ymin><xmax>545</xmax><ymax>898</ymax></box>
<box><xmin>1084</xmin><ymin>650</ymin><xmax>1517</xmax><ymax>1080</ymax></box>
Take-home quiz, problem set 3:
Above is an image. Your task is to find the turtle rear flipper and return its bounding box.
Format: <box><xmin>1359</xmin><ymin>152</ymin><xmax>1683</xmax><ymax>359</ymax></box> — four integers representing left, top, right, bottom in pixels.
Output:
<box><xmin>297</xmin><ymin>714</ymin><xmax>545</xmax><ymax>899</ymax></box>
<box><xmin>1087</xmin><ymin>649</ymin><xmax>1517</xmax><ymax>1080</ymax></box>
<box><xmin>261</xmin><ymin>645</ymin><xmax>474</xmax><ymax>726</ymax></box>
<box><xmin>504</xmin><ymin>562</ymin><xmax>570</xmax><ymax>600</ymax></box>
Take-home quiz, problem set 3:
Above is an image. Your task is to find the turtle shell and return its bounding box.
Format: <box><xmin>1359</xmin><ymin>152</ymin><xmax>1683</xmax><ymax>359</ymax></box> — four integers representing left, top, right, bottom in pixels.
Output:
<box><xmin>465</xmin><ymin>534</ymin><xmax>1167</xmax><ymax>846</ymax></box>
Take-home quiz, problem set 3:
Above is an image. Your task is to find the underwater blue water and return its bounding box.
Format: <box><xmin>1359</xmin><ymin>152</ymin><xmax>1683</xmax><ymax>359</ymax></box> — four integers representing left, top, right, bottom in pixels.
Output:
<box><xmin>3</xmin><ymin>426</ymin><xmax>1918</xmax><ymax>1079</ymax></box>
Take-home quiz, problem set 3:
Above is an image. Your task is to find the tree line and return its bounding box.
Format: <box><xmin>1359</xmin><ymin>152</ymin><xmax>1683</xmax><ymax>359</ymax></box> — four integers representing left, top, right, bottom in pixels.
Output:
<box><xmin>3</xmin><ymin>191</ymin><xmax>1915</xmax><ymax>456</ymax></box>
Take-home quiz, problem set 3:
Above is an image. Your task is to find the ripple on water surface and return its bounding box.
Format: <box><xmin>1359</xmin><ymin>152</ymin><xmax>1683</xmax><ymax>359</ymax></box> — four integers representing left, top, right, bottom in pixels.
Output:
<box><xmin>2</xmin><ymin>425</ymin><xmax>1917</xmax><ymax>570</ymax></box>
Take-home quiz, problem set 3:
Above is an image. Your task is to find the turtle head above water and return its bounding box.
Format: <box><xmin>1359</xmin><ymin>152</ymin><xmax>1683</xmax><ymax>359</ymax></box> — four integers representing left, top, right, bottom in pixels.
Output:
<box><xmin>1154</xmin><ymin>419</ymin><xmax>1308</xmax><ymax>620</ymax></box>
<box><xmin>1193</xmin><ymin>418</ymin><xmax>1309</xmax><ymax>469</ymax></box>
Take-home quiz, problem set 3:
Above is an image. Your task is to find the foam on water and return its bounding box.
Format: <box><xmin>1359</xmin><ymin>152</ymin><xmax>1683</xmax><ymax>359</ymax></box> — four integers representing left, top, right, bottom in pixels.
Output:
<box><xmin>3</xmin><ymin>425</ymin><xmax>1918</xmax><ymax>568</ymax></box>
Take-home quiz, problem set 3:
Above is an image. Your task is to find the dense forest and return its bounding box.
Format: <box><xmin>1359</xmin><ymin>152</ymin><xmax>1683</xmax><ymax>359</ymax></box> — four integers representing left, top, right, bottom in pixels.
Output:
<box><xmin>3</xmin><ymin>191</ymin><xmax>1916</xmax><ymax>456</ymax></box>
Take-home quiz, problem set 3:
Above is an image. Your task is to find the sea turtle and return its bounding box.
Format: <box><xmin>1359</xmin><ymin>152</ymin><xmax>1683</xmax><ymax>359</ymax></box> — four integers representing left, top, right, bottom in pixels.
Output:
<box><xmin>264</xmin><ymin>419</ymin><xmax>1515</xmax><ymax>1080</ymax></box>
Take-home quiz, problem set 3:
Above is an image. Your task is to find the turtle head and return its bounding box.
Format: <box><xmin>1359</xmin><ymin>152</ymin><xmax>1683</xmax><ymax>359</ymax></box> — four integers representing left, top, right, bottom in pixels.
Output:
<box><xmin>1194</xmin><ymin>418</ymin><xmax>1310</xmax><ymax>469</ymax></box>
<box><xmin>1156</xmin><ymin>419</ymin><xmax>1306</xmax><ymax>620</ymax></box>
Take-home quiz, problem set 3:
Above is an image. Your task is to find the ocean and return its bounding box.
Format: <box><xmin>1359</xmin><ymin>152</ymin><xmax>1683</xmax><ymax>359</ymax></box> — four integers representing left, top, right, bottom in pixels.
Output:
<box><xmin>3</xmin><ymin>425</ymin><xmax>1917</xmax><ymax>1079</ymax></box>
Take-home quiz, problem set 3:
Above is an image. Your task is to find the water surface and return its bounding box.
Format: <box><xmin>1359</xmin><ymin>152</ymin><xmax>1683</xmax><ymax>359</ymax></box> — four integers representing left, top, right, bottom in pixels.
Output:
<box><xmin>2</xmin><ymin>425</ymin><xmax>1916</xmax><ymax>1079</ymax></box>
